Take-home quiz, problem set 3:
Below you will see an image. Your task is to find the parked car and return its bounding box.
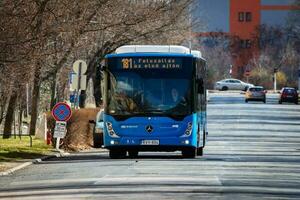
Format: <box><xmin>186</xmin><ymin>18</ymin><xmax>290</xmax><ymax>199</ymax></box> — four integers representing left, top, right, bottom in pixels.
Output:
<box><xmin>279</xmin><ymin>87</ymin><xmax>298</xmax><ymax>105</ymax></box>
<box><xmin>90</xmin><ymin>109</ymin><xmax>104</xmax><ymax>148</ymax></box>
<box><xmin>214</xmin><ymin>79</ymin><xmax>254</xmax><ymax>91</ymax></box>
<box><xmin>245</xmin><ymin>86</ymin><xmax>266</xmax><ymax>103</ymax></box>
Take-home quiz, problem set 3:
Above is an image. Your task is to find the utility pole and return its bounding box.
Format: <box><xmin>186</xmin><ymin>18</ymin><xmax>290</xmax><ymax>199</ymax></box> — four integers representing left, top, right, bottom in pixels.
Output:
<box><xmin>298</xmin><ymin>68</ymin><xmax>300</xmax><ymax>92</ymax></box>
<box><xmin>26</xmin><ymin>83</ymin><xmax>29</xmax><ymax>117</ymax></box>
<box><xmin>274</xmin><ymin>68</ymin><xmax>278</xmax><ymax>92</ymax></box>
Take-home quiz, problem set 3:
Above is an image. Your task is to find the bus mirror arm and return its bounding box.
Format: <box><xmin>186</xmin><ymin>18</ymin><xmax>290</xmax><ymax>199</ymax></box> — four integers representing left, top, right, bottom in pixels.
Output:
<box><xmin>100</xmin><ymin>64</ymin><xmax>107</xmax><ymax>71</ymax></box>
<box><xmin>197</xmin><ymin>79</ymin><xmax>204</xmax><ymax>94</ymax></box>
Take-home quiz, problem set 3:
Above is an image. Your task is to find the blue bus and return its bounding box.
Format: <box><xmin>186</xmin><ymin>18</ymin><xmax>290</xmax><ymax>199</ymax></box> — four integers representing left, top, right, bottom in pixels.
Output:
<box><xmin>101</xmin><ymin>45</ymin><xmax>207</xmax><ymax>158</ymax></box>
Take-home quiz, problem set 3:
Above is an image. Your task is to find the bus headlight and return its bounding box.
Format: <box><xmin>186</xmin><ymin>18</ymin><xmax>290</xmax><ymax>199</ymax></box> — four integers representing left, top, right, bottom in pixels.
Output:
<box><xmin>181</xmin><ymin>122</ymin><xmax>192</xmax><ymax>137</ymax></box>
<box><xmin>106</xmin><ymin>122</ymin><xmax>119</xmax><ymax>138</ymax></box>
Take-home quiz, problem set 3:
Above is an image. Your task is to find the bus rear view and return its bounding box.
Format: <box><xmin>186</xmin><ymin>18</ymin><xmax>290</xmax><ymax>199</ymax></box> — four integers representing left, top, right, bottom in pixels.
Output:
<box><xmin>101</xmin><ymin>45</ymin><xmax>207</xmax><ymax>158</ymax></box>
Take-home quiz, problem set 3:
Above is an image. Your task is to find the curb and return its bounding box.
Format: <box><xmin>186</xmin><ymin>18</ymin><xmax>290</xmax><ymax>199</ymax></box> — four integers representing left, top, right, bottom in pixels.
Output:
<box><xmin>0</xmin><ymin>151</ymin><xmax>69</xmax><ymax>176</ymax></box>
<box><xmin>0</xmin><ymin>162</ymin><xmax>32</xmax><ymax>176</ymax></box>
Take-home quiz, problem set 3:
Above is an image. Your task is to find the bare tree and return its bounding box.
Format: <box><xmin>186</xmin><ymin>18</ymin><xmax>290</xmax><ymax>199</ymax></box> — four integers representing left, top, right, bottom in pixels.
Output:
<box><xmin>194</xmin><ymin>33</ymin><xmax>232</xmax><ymax>88</ymax></box>
<box><xmin>0</xmin><ymin>0</ymin><xmax>194</xmax><ymax>138</ymax></box>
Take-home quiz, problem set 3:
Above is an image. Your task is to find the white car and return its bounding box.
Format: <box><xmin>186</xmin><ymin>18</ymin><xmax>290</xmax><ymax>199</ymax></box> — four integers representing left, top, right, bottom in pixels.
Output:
<box><xmin>91</xmin><ymin>109</ymin><xmax>104</xmax><ymax>148</ymax></box>
<box><xmin>215</xmin><ymin>79</ymin><xmax>254</xmax><ymax>91</ymax></box>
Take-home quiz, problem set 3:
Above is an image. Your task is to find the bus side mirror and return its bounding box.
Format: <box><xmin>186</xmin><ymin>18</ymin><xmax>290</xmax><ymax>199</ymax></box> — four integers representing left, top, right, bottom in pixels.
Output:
<box><xmin>197</xmin><ymin>79</ymin><xmax>204</xmax><ymax>94</ymax></box>
<box><xmin>89</xmin><ymin>120</ymin><xmax>96</xmax><ymax>124</ymax></box>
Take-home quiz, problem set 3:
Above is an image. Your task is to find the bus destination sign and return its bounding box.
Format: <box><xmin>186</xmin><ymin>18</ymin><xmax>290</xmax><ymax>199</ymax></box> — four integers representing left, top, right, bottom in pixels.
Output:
<box><xmin>119</xmin><ymin>57</ymin><xmax>182</xmax><ymax>69</ymax></box>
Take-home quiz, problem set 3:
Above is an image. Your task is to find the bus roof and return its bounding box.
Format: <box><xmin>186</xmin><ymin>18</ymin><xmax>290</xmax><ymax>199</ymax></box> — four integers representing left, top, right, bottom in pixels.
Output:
<box><xmin>106</xmin><ymin>45</ymin><xmax>204</xmax><ymax>59</ymax></box>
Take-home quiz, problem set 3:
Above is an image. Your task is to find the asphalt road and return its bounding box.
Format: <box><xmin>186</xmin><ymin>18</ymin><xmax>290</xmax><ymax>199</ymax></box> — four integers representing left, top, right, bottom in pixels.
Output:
<box><xmin>1</xmin><ymin>92</ymin><xmax>300</xmax><ymax>200</ymax></box>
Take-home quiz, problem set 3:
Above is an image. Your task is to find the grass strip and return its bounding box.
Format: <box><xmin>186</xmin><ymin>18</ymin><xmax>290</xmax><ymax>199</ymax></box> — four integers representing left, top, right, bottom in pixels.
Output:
<box><xmin>0</xmin><ymin>136</ymin><xmax>53</xmax><ymax>162</ymax></box>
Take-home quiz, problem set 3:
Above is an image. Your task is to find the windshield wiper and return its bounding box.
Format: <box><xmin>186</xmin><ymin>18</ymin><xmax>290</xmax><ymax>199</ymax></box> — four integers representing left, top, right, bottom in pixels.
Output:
<box><xmin>143</xmin><ymin>109</ymin><xmax>164</xmax><ymax>114</ymax></box>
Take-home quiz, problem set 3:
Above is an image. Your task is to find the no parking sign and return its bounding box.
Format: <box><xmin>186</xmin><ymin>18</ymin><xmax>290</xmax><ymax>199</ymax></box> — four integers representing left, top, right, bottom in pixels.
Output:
<box><xmin>51</xmin><ymin>102</ymin><xmax>72</xmax><ymax>149</ymax></box>
<box><xmin>52</xmin><ymin>102</ymin><xmax>72</xmax><ymax>122</ymax></box>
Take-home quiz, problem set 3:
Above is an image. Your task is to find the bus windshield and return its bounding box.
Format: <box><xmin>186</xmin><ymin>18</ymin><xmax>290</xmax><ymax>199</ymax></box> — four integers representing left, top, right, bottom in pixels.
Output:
<box><xmin>108</xmin><ymin>70</ymin><xmax>191</xmax><ymax>116</ymax></box>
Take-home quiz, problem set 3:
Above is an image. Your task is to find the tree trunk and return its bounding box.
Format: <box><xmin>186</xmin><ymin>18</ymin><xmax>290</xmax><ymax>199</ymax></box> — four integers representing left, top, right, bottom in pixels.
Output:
<box><xmin>0</xmin><ymin>105</ymin><xmax>4</xmax><ymax>125</ymax></box>
<box><xmin>94</xmin><ymin>64</ymin><xmax>102</xmax><ymax>106</ymax></box>
<box><xmin>50</xmin><ymin>73</ymin><xmax>57</xmax><ymax>109</ymax></box>
<box><xmin>0</xmin><ymin>96</ymin><xmax>7</xmax><ymax>125</ymax></box>
<box><xmin>18</xmin><ymin>108</ymin><xmax>23</xmax><ymax>139</ymax></box>
<box><xmin>29</xmin><ymin>64</ymin><xmax>41</xmax><ymax>136</ymax></box>
<box><xmin>3</xmin><ymin>93</ymin><xmax>17</xmax><ymax>139</ymax></box>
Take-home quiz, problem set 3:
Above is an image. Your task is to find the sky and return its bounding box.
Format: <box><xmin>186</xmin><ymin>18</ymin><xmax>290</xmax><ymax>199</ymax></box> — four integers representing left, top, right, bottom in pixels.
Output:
<box><xmin>192</xmin><ymin>0</ymin><xmax>298</xmax><ymax>32</ymax></box>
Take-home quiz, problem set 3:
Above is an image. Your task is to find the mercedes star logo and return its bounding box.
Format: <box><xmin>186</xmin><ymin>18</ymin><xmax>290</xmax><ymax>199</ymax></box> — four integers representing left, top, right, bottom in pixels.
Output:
<box><xmin>146</xmin><ymin>125</ymin><xmax>153</xmax><ymax>133</ymax></box>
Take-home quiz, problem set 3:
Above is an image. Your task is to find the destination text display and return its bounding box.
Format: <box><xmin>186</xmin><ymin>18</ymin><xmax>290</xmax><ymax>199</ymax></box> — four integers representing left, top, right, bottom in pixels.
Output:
<box><xmin>119</xmin><ymin>57</ymin><xmax>182</xmax><ymax>69</ymax></box>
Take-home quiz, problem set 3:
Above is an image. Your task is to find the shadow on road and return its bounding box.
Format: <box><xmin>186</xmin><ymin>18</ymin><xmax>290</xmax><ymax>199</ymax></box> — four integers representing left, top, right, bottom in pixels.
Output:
<box><xmin>38</xmin><ymin>152</ymin><xmax>205</xmax><ymax>164</ymax></box>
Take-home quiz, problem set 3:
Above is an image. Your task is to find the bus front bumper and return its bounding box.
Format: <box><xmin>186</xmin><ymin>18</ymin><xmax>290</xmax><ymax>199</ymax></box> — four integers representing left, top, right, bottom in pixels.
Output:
<box><xmin>104</xmin><ymin>136</ymin><xmax>197</xmax><ymax>150</ymax></box>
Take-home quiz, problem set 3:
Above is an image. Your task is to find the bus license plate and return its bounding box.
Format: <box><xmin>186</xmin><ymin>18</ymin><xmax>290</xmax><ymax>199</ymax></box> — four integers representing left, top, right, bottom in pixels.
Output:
<box><xmin>141</xmin><ymin>140</ymin><xmax>159</xmax><ymax>145</ymax></box>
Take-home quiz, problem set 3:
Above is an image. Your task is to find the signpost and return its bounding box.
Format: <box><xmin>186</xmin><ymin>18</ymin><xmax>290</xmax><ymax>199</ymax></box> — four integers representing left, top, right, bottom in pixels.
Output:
<box><xmin>245</xmin><ymin>69</ymin><xmax>250</xmax><ymax>83</ymax></box>
<box><xmin>298</xmin><ymin>69</ymin><xmax>300</xmax><ymax>92</ymax></box>
<box><xmin>71</xmin><ymin>60</ymin><xmax>87</xmax><ymax>108</ymax></box>
<box><xmin>274</xmin><ymin>68</ymin><xmax>278</xmax><ymax>92</ymax></box>
<box><xmin>52</xmin><ymin>102</ymin><xmax>72</xmax><ymax>150</ymax></box>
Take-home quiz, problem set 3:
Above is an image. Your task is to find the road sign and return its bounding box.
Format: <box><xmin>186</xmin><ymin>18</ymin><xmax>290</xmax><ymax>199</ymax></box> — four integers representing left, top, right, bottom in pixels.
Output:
<box><xmin>73</xmin><ymin>60</ymin><xmax>87</xmax><ymax>75</ymax></box>
<box><xmin>53</xmin><ymin>121</ymin><xmax>67</xmax><ymax>138</ymax></box>
<box><xmin>52</xmin><ymin>102</ymin><xmax>72</xmax><ymax>122</ymax></box>
<box><xmin>245</xmin><ymin>70</ymin><xmax>250</xmax><ymax>77</ymax></box>
<box><xmin>71</xmin><ymin>74</ymin><xmax>87</xmax><ymax>90</ymax></box>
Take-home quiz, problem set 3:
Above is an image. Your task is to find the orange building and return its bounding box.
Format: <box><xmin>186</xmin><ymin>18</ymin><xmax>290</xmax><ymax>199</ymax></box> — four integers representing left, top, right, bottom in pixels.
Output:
<box><xmin>193</xmin><ymin>0</ymin><xmax>300</xmax><ymax>79</ymax></box>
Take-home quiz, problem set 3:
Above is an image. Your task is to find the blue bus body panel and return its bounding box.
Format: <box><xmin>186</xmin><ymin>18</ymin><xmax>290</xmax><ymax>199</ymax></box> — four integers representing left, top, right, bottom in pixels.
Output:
<box><xmin>103</xmin><ymin>113</ymin><xmax>205</xmax><ymax>149</ymax></box>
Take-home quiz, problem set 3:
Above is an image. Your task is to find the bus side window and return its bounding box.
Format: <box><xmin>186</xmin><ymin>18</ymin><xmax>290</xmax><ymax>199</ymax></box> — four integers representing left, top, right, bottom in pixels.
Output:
<box><xmin>197</xmin><ymin>78</ymin><xmax>204</xmax><ymax>94</ymax></box>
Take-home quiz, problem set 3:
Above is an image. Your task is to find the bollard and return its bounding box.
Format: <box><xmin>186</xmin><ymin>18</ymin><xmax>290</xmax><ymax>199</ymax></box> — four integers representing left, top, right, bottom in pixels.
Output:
<box><xmin>29</xmin><ymin>135</ymin><xmax>32</xmax><ymax>147</ymax></box>
<box><xmin>46</xmin><ymin>130</ymin><xmax>52</xmax><ymax>145</ymax></box>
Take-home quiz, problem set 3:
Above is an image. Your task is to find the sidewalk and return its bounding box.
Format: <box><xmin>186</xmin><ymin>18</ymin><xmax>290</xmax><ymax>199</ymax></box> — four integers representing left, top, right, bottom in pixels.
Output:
<box><xmin>0</xmin><ymin>150</ymin><xmax>68</xmax><ymax>176</ymax></box>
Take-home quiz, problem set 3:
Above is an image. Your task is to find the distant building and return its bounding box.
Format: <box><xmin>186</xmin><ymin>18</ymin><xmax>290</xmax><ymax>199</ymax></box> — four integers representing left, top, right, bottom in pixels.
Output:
<box><xmin>193</xmin><ymin>0</ymin><xmax>300</xmax><ymax>79</ymax></box>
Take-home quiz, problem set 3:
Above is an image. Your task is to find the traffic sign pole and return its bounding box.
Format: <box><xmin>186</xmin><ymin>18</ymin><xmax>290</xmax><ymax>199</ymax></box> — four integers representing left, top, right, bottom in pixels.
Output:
<box><xmin>76</xmin><ymin>63</ymin><xmax>82</xmax><ymax>109</ymax></box>
<box><xmin>298</xmin><ymin>69</ymin><xmax>300</xmax><ymax>92</ymax></box>
<box><xmin>274</xmin><ymin>72</ymin><xmax>277</xmax><ymax>92</ymax></box>
<box><xmin>52</xmin><ymin>102</ymin><xmax>72</xmax><ymax>151</ymax></box>
<box><xmin>245</xmin><ymin>69</ymin><xmax>250</xmax><ymax>83</ymax></box>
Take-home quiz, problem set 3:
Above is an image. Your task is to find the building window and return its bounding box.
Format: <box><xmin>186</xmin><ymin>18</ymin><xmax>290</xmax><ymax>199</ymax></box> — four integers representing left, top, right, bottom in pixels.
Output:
<box><xmin>245</xmin><ymin>40</ymin><xmax>251</xmax><ymax>48</ymax></box>
<box><xmin>245</xmin><ymin>12</ymin><xmax>252</xmax><ymax>22</ymax></box>
<box><xmin>240</xmin><ymin>39</ymin><xmax>251</xmax><ymax>49</ymax></box>
<box><xmin>238</xmin><ymin>12</ymin><xmax>252</xmax><ymax>22</ymax></box>
<box><xmin>240</xmin><ymin>40</ymin><xmax>245</xmax><ymax>48</ymax></box>
<box><xmin>238</xmin><ymin>12</ymin><xmax>244</xmax><ymax>22</ymax></box>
